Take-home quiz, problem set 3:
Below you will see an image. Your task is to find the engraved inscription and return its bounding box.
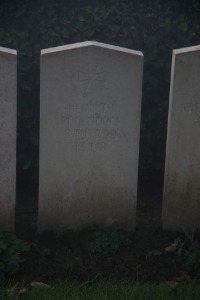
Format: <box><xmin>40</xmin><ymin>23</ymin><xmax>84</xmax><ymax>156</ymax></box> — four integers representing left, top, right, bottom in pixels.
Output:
<box><xmin>183</xmin><ymin>102</ymin><xmax>200</xmax><ymax>124</ymax></box>
<box><xmin>0</xmin><ymin>123</ymin><xmax>14</xmax><ymax>170</ymax></box>
<box><xmin>54</xmin><ymin>63</ymin><xmax>107</xmax><ymax>96</ymax></box>
<box><xmin>190</xmin><ymin>76</ymin><xmax>200</xmax><ymax>97</ymax></box>
<box><xmin>184</xmin><ymin>102</ymin><xmax>200</xmax><ymax>113</ymax></box>
<box><xmin>0</xmin><ymin>89</ymin><xmax>8</xmax><ymax>102</ymax></box>
<box><xmin>0</xmin><ymin>77</ymin><xmax>13</xmax><ymax>170</ymax></box>
<box><xmin>68</xmin><ymin>103</ymin><xmax>115</xmax><ymax>115</ymax></box>
<box><xmin>74</xmin><ymin>140</ymin><xmax>106</xmax><ymax>152</ymax></box>
<box><xmin>63</xmin><ymin>101</ymin><xmax>119</xmax><ymax>152</ymax></box>
<box><xmin>78</xmin><ymin>64</ymin><xmax>106</xmax><ymax>92</ymax></box>
<box><xmin>74</xmin><ymin>128</ymin><xmax>117</xmax><ymax>139</ymax></box>
<box><xmin>65</xmin><ymin>116</ymin><xmax>118</xmax><ymax>129</ymax></box>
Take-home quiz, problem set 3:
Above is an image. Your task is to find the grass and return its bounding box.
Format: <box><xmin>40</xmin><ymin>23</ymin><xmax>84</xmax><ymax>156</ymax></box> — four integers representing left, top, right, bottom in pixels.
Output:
<box><xmin>1</xmin><ymin>282</ymin><xmax>200</xmax><ymax>300</ymax></box>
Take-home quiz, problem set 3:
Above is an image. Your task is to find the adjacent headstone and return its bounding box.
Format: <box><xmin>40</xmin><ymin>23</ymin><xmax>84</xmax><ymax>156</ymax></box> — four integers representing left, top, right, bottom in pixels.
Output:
<box><xmin>163</xmin><ymin>45</ymin><xmax>200</xmax><ymax>231</ymax></box>
<box><xmin>0</xmin><ymin>46</ymin><xmax>17</xmax><ymax>231</ymax></box>
<box><xmin>39</xmin><ymin>41</ymin><xmax>143</xmax><ymax>232</ymax></box>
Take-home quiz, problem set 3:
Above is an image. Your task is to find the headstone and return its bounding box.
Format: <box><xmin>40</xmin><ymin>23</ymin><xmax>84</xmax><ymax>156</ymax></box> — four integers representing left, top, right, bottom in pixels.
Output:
<box><xmin>163</xmin><ymin>45</ymin><xmax>200</xmax><ymax>231</ymax></box>
<box><xmin>38</xmin><ymin>41</ymin><xmax>143</xmax><ymax>232</ymax></box>
<box><xmin>0</xmin><ymin>46</ymin><xmax>17</xmax><ymax>231</ymax></box>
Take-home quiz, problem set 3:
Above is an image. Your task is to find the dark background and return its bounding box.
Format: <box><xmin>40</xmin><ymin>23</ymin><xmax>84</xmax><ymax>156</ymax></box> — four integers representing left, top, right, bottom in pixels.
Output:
<box><xmin>1</xmin><ymin>0</ymin><xmax>200</xmax><ymax>225</ymax></box>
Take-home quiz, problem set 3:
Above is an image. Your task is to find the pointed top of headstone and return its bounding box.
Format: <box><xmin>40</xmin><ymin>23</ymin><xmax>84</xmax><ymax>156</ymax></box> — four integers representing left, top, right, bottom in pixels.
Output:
<box><xmin>41</xmin><ymin>41</ymin><xmax>143</xmax><ymax>57</ymax></box>
<box><xmin>0</xmin><ymin>46</ymin><xmax>17</xmax><ymax>55</ymax></box>
<box><xmin>173</xmin><ymin>44</ymin><xmax>200</xmax><ymax>55</ymax></box>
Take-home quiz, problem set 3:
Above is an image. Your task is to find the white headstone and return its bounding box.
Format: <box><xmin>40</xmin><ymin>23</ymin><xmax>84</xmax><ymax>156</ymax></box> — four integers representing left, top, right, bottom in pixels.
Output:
<box><xmin>39</xmin><ymin>41</ymin><xmax>143</xmax><ymax>231</ymax></box>
<box><xmin>163</xmin><ymin>45</ymin><xmax>200</xmax><ymax>231</ymax></box>
<box><xmin>0</xmin><ymin>46</ymin><xmax>17</xmax><ymax>231</ymax></box>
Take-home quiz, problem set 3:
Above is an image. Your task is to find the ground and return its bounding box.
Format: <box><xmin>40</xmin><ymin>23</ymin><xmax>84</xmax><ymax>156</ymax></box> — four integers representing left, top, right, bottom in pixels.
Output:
<box><xmin>13</xmin><ymin>185</ymin><xmax>200</xmax><ymax>285</ymax></box>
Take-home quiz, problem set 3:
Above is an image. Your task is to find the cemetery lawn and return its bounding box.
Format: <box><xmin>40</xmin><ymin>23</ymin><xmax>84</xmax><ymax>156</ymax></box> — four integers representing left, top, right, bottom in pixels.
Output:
<box><xmin>2</xmin><ymin>282</ymin><xmax>200</xmax><ymax>300</ymax></box>
<box><xmin>14</xmin><ymin>194</ymin><xmax>200</xmax><ymax>286</ymax></box>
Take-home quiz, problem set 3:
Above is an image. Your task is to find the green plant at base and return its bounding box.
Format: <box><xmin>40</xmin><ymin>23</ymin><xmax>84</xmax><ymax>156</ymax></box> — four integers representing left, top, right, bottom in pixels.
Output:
<box><xmin>2</xmin><ymin>282</ymin><xmax>200</xmax><ymax>300</ymax></box>
<box><xmin>53</xmin><ymin>224</ymin><xmax>68</xmax><ymax>238</ymax></box>
<box><xmin>175</xmin><ymin>231</ymin><xmax>200</xmax><ymax>270</ymax></box>
<box><xmin>0</xmin><ymin>232</ymin><xmax>30</xmax><ymax>280</ymax></box>
<box><xmin>88</xmin><ymin>229</ymin><xmax>131</xmax><ymax>255</ymax></box>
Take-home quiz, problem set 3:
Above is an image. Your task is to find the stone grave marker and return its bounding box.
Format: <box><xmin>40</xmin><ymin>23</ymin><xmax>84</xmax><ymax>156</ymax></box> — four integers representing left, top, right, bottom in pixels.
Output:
<box><xmin>39</xmin><ymin>41</ymin><xmax>143</xmax><ymax>231</ymax></box>
<box><xmin>0</xmin><ymin>46</ymin><xmax>17</xmax><ymax>231</ymax></box>
<box><xmin>163</xmin><ymin>45</ymin><xmax>200</xmax><ymax>230</ymax></box>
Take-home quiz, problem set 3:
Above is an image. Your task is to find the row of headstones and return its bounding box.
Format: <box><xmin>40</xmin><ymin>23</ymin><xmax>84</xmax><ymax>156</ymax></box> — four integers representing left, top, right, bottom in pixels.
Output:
<box><xmin>1</xmin><ymin>42</ymin><xmax>200</xmax><ymax>233</ymax></box>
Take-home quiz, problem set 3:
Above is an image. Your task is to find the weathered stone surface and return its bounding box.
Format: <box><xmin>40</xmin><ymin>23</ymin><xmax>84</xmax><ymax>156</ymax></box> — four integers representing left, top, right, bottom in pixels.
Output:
<box><xmin>38</xmin><ymin>41</ymin><xmax>143</xmax><ymax>231</ymax></box>
<box><xmin>163</xmin><ymin>45</ymin><xmax>200</xmax><ymax>231</ymax></box>
<box><xmin>0</xmin><ymin>46</ymin><xmax>17</xmax><ymax>231</ymax></box>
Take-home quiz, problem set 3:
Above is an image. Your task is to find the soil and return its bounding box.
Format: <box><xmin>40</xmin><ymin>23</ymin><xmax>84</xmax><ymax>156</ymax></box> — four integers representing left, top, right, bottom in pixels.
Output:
<box><xmin>13</xmin><ymin>185</ymin><xmax>200</xmax><ymax>285</ymax></box>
